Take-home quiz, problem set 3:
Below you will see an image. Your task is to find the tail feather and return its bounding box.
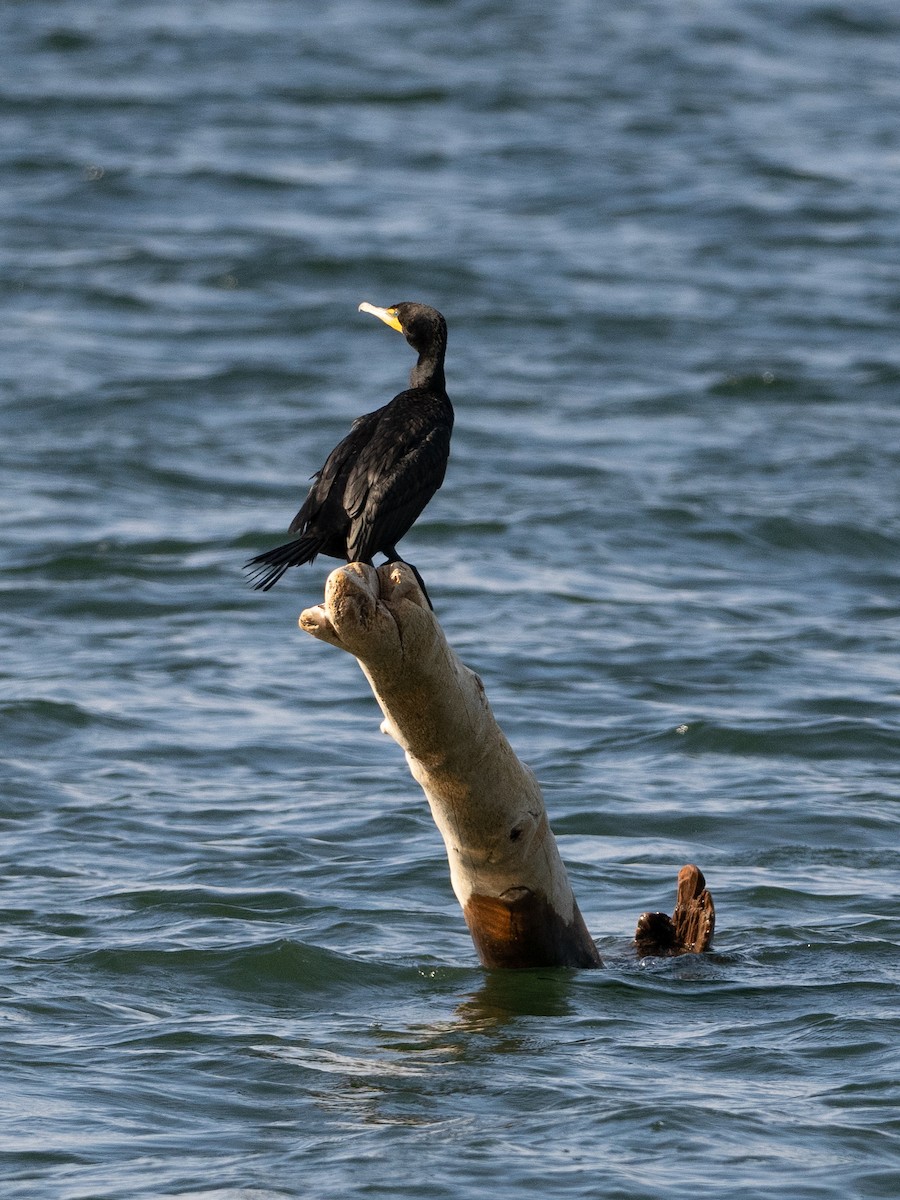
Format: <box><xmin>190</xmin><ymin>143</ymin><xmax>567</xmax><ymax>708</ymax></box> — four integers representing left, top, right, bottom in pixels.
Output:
<box><xmin>244</xmin><ymin>534</ymin><xmax>321</xmax><ymax>591</ymax></box>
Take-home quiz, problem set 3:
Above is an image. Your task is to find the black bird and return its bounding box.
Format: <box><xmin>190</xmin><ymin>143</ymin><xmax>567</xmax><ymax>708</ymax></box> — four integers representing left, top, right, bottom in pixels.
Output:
<box><xmin>245</xmin><ymin>302</ymin><xmax>453</xmax><ymax>604</ymax></box>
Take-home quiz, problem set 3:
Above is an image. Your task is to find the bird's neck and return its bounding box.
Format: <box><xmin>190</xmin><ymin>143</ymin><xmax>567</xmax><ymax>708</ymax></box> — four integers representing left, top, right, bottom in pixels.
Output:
<box><xmin>409</xmin><ymin>348</ymin><xmax>446</xmax><ymax>393</ymax></box>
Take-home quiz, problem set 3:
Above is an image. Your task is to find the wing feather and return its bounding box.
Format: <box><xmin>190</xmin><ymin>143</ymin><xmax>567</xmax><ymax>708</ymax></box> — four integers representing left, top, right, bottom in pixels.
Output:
<box><xmin>347</xmin><ymin>420</ymin><xmax>451</xmax><ymax>561</ymax></box>
<box><xmin>286</xmin><ymin>391</ymin><xmax>451</xmax><ymax>563</ymax></box>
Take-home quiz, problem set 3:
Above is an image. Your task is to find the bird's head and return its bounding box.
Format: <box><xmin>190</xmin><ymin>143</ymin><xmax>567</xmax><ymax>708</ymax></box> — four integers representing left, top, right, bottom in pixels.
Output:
<box><xmin>359</xmin><ymin>301</ymin><xmax>447</xmax><ymax>357</ymax></box>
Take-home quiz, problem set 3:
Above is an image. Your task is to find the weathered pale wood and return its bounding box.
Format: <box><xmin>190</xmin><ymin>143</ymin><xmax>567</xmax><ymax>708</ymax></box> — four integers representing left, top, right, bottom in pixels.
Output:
<box><xmin>299</xmin><ymin>562</ymin><xmax>714</xmax><ymax>968</ymax></box>
<box><xmin>299</xmin><ymin>562</ymin><xmax>602</xmax><ymax>968</ymax></box>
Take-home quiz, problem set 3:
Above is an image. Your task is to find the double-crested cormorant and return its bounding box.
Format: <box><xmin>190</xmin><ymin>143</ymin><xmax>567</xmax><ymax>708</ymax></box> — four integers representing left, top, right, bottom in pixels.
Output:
<box><xmin>245</xmin><ymin>302</ymin><xmax>452</xmax><ymax>603</ymax></box>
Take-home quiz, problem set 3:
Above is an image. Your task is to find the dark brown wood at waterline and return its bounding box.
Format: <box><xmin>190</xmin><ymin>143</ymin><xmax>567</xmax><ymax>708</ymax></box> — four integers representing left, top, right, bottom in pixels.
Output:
<box><xmin>464</xmin><ymin>888</ymin><xmax>603</xmax><ymax>969</ymax></box>
<box><xmin>634</xmin><ymin>865</ymin><xmax>716</xmax><ymax>958</ymax></box>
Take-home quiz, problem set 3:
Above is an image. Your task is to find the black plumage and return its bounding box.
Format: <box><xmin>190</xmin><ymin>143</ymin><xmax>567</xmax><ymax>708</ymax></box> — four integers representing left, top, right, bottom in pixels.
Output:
<box><xmin>245</xmin><ymin>302</ymin><xmax>452</xmax><ymax>602</ymax></box>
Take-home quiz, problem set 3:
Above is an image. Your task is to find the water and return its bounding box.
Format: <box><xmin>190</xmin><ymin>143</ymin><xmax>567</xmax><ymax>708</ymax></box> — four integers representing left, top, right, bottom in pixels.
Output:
<box><xmin>2</xmin><ymin>1</ymin><xmax>899</xmax><ymax>1196</ymax></box>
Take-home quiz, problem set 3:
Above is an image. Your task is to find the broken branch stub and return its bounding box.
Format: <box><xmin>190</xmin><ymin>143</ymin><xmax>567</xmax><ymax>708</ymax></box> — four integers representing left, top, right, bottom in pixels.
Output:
<box><xmin>633</xmin><ymin>865</ymin><xmax>716</xmax><ymax>957</ymax></box>
<box><xmin>299</xmin><ymin>562</ymin><xmax>602</xmax><ymax>969</ymax></box>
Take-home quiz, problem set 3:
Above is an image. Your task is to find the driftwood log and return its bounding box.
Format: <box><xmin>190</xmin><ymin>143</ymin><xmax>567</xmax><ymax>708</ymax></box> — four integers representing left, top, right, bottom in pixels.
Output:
<box><xmin>299</xmin><ymin>562</ymin><xmax>714</xmax><ymax>968</ymax></box>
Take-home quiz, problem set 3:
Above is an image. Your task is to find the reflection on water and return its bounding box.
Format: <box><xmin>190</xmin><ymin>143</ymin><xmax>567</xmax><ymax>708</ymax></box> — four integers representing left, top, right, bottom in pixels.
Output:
<box><xmin>454</xmin><ymin>968</ymin><xmax>579</xmax><ymax>1029</ymax></box>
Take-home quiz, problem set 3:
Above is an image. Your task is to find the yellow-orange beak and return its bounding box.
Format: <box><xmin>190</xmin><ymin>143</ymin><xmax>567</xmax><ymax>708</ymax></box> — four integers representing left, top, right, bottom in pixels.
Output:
<box><xmin>358</xmin><ymin>302</ymin><xmax>404</xmax><ymax>333</ymax></box>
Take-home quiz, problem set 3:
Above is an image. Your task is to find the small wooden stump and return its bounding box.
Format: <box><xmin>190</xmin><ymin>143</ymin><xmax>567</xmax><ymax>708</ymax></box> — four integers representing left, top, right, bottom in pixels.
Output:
<box><xmin>634</xmin><ymin>865</ymin><xmax>715</xmax><ymax>957</ymax></box>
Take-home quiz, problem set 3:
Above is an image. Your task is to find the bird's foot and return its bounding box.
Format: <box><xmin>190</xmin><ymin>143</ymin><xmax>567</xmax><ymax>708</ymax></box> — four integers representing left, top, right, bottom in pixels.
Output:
<box><xmin>386</xmin><ymin>558</ymin><xmax>434</xmax><ymax>610</ymax></box>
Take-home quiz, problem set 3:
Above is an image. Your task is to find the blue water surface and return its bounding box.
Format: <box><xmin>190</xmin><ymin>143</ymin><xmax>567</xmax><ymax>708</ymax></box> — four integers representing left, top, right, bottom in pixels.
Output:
<box><xmin>2</xmin><ymin>2</ymin><xmax>899</xmax><ymax>1198</ymax></box>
